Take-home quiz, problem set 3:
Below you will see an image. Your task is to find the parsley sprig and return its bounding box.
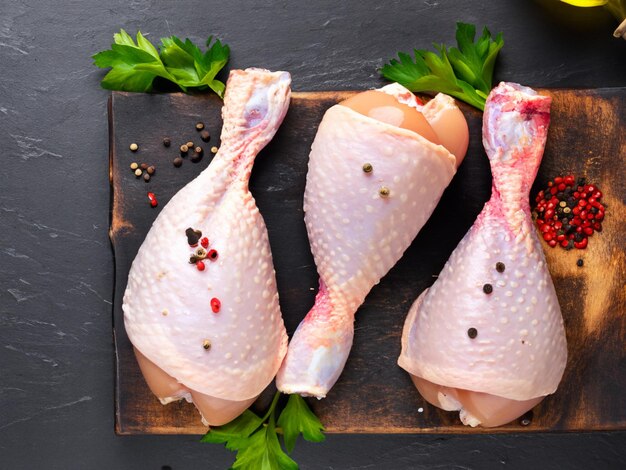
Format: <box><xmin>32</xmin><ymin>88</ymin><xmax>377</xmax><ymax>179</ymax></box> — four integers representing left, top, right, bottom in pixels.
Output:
<box><xmin>93</xmin><ymin>30</ymin><xmax>229</xmax><ymax>97</ymax></box>
<box><xmin>381</xmin><ymin>22</ymin><xmax>504</xmax><ymax>110</ymax></box>
<box><xmin>201</xmin><ymin>393</ymin><xmax>325</xmax><ymax>469</ymax></box>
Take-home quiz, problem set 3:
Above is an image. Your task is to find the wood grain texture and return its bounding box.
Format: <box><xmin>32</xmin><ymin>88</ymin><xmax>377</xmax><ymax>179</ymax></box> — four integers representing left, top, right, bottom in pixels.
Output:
<box><xmin>110</xmin><ymin>88</ymin><xmax>625</xmax><ymax>435</ymax></box>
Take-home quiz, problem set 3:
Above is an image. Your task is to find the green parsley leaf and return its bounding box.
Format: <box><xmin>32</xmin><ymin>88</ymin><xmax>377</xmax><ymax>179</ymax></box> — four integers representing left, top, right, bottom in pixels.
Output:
<box><xmin>277</xmin><ymin>394</ymin><xmax>325</xmax><ymax>453</ymax></box>
<box><xmin>201</xmin><ymin>392</ymin><xmax>325</xmax><ymax>469</ymax></box>
<box><xmin>231</xmin><ymin>414</ymin><xmax>298</xmax><ymax>470</ymax></box>
<box><xmin>93</xmin><ymin>30</ymin><xmax>229</xmax><ymax>97</ymax></box>
<box><xmin>200</xmin><ymin>410</ymin><xmax>263</xmax><ymax>451</ymax></box>
<box><xmin>381</xmin><ymin>22</ymin><xmax>504</xmax><ymax>110</ymax></box>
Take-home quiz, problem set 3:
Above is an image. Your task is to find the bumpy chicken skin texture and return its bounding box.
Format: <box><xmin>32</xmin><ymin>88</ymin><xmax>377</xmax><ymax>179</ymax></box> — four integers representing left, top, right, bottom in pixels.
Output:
<box><xmin>399</xmin><ymin>83</ymin><xmax>567</xmax><ymax>427</ymax></box>
<box><xmin>276</xmin><ymin>85</ymin><xmax>468</xmax><ymax>398</ymax></box>
<box><xmin>123</xmin><ymin>69</ymin><xmax>291</xmax><ymax>426</ymax></box>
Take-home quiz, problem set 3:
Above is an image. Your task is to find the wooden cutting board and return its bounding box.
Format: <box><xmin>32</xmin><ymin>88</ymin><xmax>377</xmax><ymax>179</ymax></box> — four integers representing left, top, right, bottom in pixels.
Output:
<box><xmin>109</xmin><ymin>88</ymin><xmax>625</xmax><ymax>435</ymax></box>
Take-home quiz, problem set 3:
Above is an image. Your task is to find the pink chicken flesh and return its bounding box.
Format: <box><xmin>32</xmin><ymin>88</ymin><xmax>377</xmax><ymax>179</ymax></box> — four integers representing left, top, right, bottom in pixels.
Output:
<box><xmin>123</xmin><ymin>68</ymin><xmax>291</xmax><ymax>426</ymax></box>
<box><xmin>399</xmin><ymin>82</ymin><xmax>568</xmax><ymax>427</ymax></box>
<box><xmin>277</xmin><ymin>84</ymin><xmax>468</xmax><ymax>398</ymax></box>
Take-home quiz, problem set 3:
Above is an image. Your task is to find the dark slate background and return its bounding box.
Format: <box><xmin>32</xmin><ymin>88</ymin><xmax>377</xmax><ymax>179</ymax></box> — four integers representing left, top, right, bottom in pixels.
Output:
<box><xmin>1</xmin><ymin>1</ymin><xmax>625</xmax><ymax>468</ymax></box>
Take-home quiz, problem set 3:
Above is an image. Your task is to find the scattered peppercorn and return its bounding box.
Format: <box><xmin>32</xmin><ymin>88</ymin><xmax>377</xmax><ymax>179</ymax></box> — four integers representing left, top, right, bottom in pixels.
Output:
<box><xmin>186</xmin><ymin>141</ymin><xmax>194</xmax><ymax>148</ymax></box>
<box><xmin>362</xmin><ymin>163</ymin><xmax>373</xmax><ymax>173</ymax></box>
<box><xmin>129</xmin><ymin>143</ymin><xmax>138</xmax><ymax>152</ymax></box>
<box><xmin>173</xmin><ymin>157</ymin><xmax>183</xmax><ymax>167</ymax></box>
<box><xmin>483</xmin><ymin>283</ymin><xmax>493</xmax><ymax>294</ymax></box>
<box><xmin>196</xmin><ymin>260</ymin><xmax>206</xmax><ymax>271</ymax></box>
<box><xmin>140</xmin><ymin>162</ymin><xmax>148</xmax><ymax>170</ymax></box>
<box><xmin>195</xmin><ymin>247</ymin><xmax>207</xmax><ymax>258</ymax></box>
<box><xmin>143</xmin><ymin>173</ymin><xmax>150</xmax><ymax>182</ymax></box>
<box><xmin>130</xmin><ymin>162</ymin><xmax>139</xmax><ymax>170</ymax></box>
<box><xmin>147</xmin><ymin>166</ymin><xmax>155</xmax><ymax>175</ymax></box>
<box><xmin>196</xmin><ymin>122</ymin><xmax>205</xmax><ymax>130</ymax></box>
<box><xmin>163</xmin><ymin>137</ymin><xmax>171</xmax><ymax>147</ymax></box>
<box><xmin>576</xmin><ymin>258</ymin><xmax>584</xmax><ymax>267</ymax></box>
<box><xmin>147</xmin><ymin>192</ymin><xmax>158</xmax><ymax>207</ymax></box>
<box><xmin>534</xmin><ymin>174</ymin><xmax>605</xmax><ymax>251</ymax></box>
<box><xmin>202</xmin><ymin>339</ymin><xmax>211</xmax><ymax>350</ymax></box>
<box><xmin>200</xmin><ymin>237</ymin><xmax>209</xmax><ymax>248</ymax></box>
<box><xmin>379</xmin><ymin>186</ymin><xmax>390</xmax><ymax>197</ymax></box>
<box><xmin>134</xmin><ymin>168</ymin><xmax>143</xmax><ymax>177</ymax></box>
<box><xmin>180</xmin><ymin>144</ymin><xmax>189</xmax><ymax>155</ymax></box>
<box><xmin>191</xmin><ymin>153</ymin><xmax>202</xmax><ymax>163</ymax></box>
<box><xmin>207</xmin><ymin>249</ymin><xmax>218</xmax><ymax>261</ymax></box>
<box><xmin>186</xmin><ymin>227</ymin><xmax>202</xmax><ymax>246</ymax></box>
<box><xmin>200</xmin><ymin>130</ymin><xmax>211</xmax><ymax>142</ymax></box>
<box><xmin>211</xmin><ymin>297</ymin><xmax>221</xmax><ymax>313</ymax></box>
<box><xmin>467</xmin><ymin>327</ymin><xmax>478</xmax><ymax>339</ymax></box>
<box><xmin>211</xmin><ymin>146</ymin><xmax>219</xmax><ymax>154</ymax></box>
<box><xmin>495</xmin><ymin>262</ymin><xmax>505</xmax><ymax>273</ymax></box>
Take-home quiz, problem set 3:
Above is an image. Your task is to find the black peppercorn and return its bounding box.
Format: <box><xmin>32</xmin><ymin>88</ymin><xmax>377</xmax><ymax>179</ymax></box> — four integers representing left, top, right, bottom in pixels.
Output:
<box><xmin>185</xmin><ymin>227</ymin><xmax>202</xmax><ymax>246</ymax></box>
<box><xmin>577</xmin><ymin>258</ymin><xmax>584</xmax><ymax>267</ymax></box>
<box><xmin>482</xmin><ymin>283</ymin><xmax>493</xmax><ymax>294</ymax></box>
<box><xmin>200</xmin><ymin>130</ymin><xmax>211</xmax><ymax>142</ymax></box>
<box><xmin>173</xmin><ymin>157</ymin><xmax>183</xmax><ymax>167</ymax></box>
<box><xmin>467</xmin><ymin>328</ymin><xmax>478</xmax><ymax>339</ymax></box>
<box><xmin>495</xmin><ymin>262</ymin><xmax>505</xmax><ymax>273</ymax></box>
<box><xmin>163</xmin><ymin>137</ymin><xmax>171</xmax><ymax>147</ymax></box>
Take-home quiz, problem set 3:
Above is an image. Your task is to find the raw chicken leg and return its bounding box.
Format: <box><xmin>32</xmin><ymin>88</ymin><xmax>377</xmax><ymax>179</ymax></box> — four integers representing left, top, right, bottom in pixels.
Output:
<box><xmin>123</xmin><ymin>68</ymin><xmax>291</xmax><ymax>426</ymax></box>
<box><xmin>399</xmin><ymin>82</ymin><xmax>568</xmax><ymax>427</ymax></box>
<box><xmin>277</xmin><ymin>84</ymin><xmax>468</xmax><ymax>397</ymax></box>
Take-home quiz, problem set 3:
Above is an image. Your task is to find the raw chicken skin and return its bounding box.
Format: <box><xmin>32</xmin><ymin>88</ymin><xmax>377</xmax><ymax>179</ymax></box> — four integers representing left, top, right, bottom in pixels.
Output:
<box><xmin>277</xmin><ymin>84</ymin><xmax>466</xmax><ymax>398</ymax></box>
<box><xmin>123</xmin><ymin>68</ymin><xmax>291</xmax><ymax>425</ymax></box>
<box><xmin>399</xmin><ymin>82</ymin><xmax>568</xmax><ymax>426</ymax></box>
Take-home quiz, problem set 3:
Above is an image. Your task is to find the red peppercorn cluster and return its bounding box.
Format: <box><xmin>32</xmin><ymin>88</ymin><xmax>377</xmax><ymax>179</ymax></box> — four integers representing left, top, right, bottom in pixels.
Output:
<box><xmin>147</xmin><ymin>192</ymin><xmax>158</xmax><ymax>208</ymax></box>
<box><xmin>185</xmin><ymin>228</ymin><xmax>219</xmax><ymax>270</ymax></box>
<box><xmin>533</xmin><ymin>175</ymin><xmax>605</xmax><ymax>250</ymax></box>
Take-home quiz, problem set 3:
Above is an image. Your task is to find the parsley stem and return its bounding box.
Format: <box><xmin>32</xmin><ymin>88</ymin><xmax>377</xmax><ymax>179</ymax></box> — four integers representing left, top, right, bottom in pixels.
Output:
<box><xmin>260</xmin><ymin>391</ymin><xmax>282</xmax><ymax>423</ymax></box>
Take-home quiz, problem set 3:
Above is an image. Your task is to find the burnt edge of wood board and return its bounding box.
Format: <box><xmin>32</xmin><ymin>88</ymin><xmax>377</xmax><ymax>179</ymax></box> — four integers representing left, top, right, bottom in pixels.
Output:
<box><xmin>110</xmin><ymin>88</ymin><xmax>626</xmax><ymax>435</ymax></box>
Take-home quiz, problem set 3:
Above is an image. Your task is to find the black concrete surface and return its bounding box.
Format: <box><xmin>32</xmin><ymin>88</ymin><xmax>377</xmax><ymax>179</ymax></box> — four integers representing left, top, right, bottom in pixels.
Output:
<box><xmin>1</xmin><ymin>1</ymin><xmax>625</xmax><ymax>469</ymax></box>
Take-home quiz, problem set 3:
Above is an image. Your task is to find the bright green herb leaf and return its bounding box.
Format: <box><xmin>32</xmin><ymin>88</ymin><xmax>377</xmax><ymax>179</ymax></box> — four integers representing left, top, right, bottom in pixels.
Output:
<box><xmin>93</xmin><ymin>29</ymin><xmax>229</xmax><ymax>97</ymax></box>
<box><xmin>136</xmin><ymin>31</ymin><xmax>160</xmax><ymax>60</ymax></box>
<box><xmin>277</xmin><ymin>394</ymin><xmax>325</xmax><ymax>454</ymax></box>
<box><xmin>201</xmin><ymin>392</ymin><xmax>324</xmax><ymax>469</ymax></box>
<box><xmin>200</xmin><ymin>410</ymin><xmax>263</xmax><ymax>451</ymax></box>
<box><xmin>231</xmin><ymin>415</ymin><xmax>298</xmax><ymax>470</ymax></box>
<box><xmin>381</xmin><ymin>22</ymin><xmax>504</xmax><ymax>110</ymax></box>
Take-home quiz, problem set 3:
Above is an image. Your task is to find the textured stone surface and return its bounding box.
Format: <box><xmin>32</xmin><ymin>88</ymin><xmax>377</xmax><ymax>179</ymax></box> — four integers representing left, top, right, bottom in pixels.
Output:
<box><xmin>1</xmin><ymin>0</ymin><xmax>625</xmax><ymax>468</ymax></box>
